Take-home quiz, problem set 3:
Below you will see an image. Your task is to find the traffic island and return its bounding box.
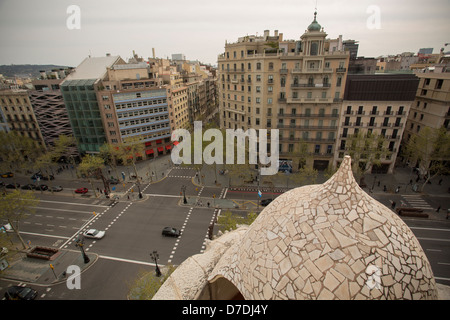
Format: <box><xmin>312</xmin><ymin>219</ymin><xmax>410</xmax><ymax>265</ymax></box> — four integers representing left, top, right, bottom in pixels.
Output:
<box><xmin>26</xmin><ymin>246</ymin><xmax>61</xmax><ymax>261</ymax></box>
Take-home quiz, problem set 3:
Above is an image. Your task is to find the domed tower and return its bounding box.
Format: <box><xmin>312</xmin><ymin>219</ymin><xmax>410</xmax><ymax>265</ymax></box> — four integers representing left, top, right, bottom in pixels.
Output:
<box><xmin>301</xmin><ymin>11</ymin><xmax>327</xmax><ymax>56</ymax></box>
<box><xmin>307</xmin><ymin>11</ymin><xmax>322</xmax><ymax>32</ymax></box>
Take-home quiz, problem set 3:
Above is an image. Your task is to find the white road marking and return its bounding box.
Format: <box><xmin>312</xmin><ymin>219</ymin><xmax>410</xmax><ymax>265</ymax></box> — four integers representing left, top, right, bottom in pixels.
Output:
<box><xmin>99</xmin><ymin>255</ymin><xmax>162</xmax><ymax>267</ymax></box>
<box><xmin>19</xmin><ymin>231</ymin><xmax>71</xmax><ymax>239</ymax></box>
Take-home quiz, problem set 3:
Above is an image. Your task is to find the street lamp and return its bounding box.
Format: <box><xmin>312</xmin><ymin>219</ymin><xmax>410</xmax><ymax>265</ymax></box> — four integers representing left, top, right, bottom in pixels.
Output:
<box><xmin>181</xmin><ymin>185</ymin><xmax>187</xmax><ymax>204</ymax></box>
<box><xmin>149</xmin><ymin>250</ymin><xmax>161</xmax><ymax>277</ymax></box>
<box><xmin>74</xmin><ymin>235</ymin><xmax>90</xmax><ymax>264</ymax></box>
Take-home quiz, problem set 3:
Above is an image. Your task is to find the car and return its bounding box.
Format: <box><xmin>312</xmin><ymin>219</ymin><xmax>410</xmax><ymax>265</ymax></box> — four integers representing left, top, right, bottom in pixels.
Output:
<box><xmin>5</xmin><ymin>183</ymin><xmax>20</xmax><ymax>189</ymax></box>
<box><xmin>260</xmin><ymin>199</ymin><xmax>273</xmax><ymax>206</ymax></box>
<box><xmin>83</xmin><ymin>229</ymin><xmax>105</xmax><ymax>239</ymax></box>
<box><xmin>75</xmin><ymin>187</ymin><xmax>88</xmax><ymax>194</ymax></box>
<box><xmin>1</xmin><ymin>223</ymin><xmax>12</xmax><ymax>233</ymax></box>
<box><xmin>35</xmin><ymin>184</ymin><xmax>48</xmax><ymax>191</ymax></box>
<box><xmin>21</xmin><ymin>184</ymin><xmax>36</xmax><ymax>190</ymax></box>
<box><xmin>49</xmin><ymin>185</ymin><xmax>63</xmax><ymax>192</ymax></box>
<box><xmin>107</xmin><ymin>178</ymin><xmax>119</xmax><ymax>185</ymax></box>
<box><xmin>162</xmin><ymin>227</ymin><xmax>181</xmax><ymax>237</ymax></box>
<box><xmin>4</xmin><ymin>286</ymin><xmax>38</xmax><ymax>300</ymax></box>
<box><xmin>31</xmin><ymin>173</ymin><xmax>54</xmax><ymax>181</ymax></box>
<box><xmin>1</xmin><ymin>172</ymin><xmax>14</xmax><ymax>178</ymax></box>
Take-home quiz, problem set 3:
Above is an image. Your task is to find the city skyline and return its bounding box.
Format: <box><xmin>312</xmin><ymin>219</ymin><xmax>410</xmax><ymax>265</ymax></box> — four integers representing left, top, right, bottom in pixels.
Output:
<box><xmin>0</xmin><ymin>0</ymin><xmax>449</xmax><ymax>67</ymax></box>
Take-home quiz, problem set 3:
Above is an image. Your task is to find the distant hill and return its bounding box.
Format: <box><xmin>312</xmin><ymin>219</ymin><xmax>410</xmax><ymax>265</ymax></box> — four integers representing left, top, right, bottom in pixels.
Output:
<box><xmin>0</xmin><ymin>64</ymin><xmax>72</xmax><ymax>78</ymax></box>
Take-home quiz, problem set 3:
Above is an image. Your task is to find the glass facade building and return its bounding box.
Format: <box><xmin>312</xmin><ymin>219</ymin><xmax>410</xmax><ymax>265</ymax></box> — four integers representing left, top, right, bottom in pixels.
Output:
<box><xmin>61</xmin><ymin>79</ymin><xmax>106</xmax><ymax>153</ymax></box>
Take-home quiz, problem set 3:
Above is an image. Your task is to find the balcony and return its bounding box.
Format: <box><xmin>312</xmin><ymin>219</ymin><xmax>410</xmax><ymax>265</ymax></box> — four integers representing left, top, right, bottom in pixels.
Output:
<box><xmin>278</xmin><ymin>113</ymin><xmax>339</xmax><ymax>118</ymax></box>
<box><xmin>277</xmin><ymin>124</ymin><xmax>337</xmax><ymax>130</ymax></box>
<box><xmin>280</xmin><ymin>69</ymin><xmax>289</xmax><ymax>74</ymax></box>
<box><xmin>291</xmin><ymin>83</ymin><xmax>331</xmax><ymax>89</ymax></box>
<box><xmin>336</xmin><ymin>67</ymin><xmax>347</xmax><ymax>73</ymax></box>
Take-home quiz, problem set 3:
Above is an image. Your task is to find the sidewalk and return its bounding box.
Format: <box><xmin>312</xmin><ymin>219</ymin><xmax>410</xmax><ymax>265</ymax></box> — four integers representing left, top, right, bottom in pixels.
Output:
<box><xmin>1</xmin><ymin>249</ymin><xmax>97</xmax><ymax>286</ymax></box>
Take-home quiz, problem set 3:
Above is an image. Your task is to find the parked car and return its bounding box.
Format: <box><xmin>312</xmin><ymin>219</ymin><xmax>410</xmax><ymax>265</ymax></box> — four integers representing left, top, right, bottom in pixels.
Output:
<box><xmin>21</xmin><ymin>184</ymin><xmax>36</xmax><ymax>190</ymax></box>
<box><xmin>31</xmin><ymin>172</ymin><xmax>54</xmax><ymax>181</ymax></box>
<box><xmin>1</xmin><ymin>223</ymin><xmax>12</xmax><ymax>233</ymax></box>
<box><xmin>5</xmin><ymin>183</ymin><xmax>20</xmax><ymax>189</ymax></box>
<box><xmin>75</xmin><ymin>187</ymin><xmax>88</xmax><ymax>194</ymax></box>
<box><xmin>83</xmin><ymin>229</ymin><xmax>105</xmax><ymax>239</ymax></box>
<box><xmin>4</xmin><ymin>286</ymin><xmax>38</xmax><ymax>300</ymax></box>
<box><xmin>162</xmin><ymin>227</ymin><xmax>181</xmax><ymax>237</ymax></box>
<box><xmin>1</xmin><ymin>172</ymin><xmax>14</xmax><ymax>178</ymax></box>
<box><xmin>107</xmin><ymin>178</ymin><xmax>119</xmax><ymax>185</ymax></box>
<box><xmin>49</xmin><ymin>185</ymin><xmax>63</xmax><ymax>192</ymax></box>
<box><xmin>35</xmin><ymin>184</ymin><xmax>48</xmax><ymax>191</ymax></box>
<box><xmin>261</xmin><ymin>199</ymin><xmax>273</xmax><ymax>206</ymax></box>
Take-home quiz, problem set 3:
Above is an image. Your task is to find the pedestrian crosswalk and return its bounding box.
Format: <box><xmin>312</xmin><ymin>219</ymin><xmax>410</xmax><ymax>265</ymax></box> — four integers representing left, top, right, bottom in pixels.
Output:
<box><xmin>401</xmin><ymin>195</ymin><xmax>434</xmax><ymax>210</ymax></box>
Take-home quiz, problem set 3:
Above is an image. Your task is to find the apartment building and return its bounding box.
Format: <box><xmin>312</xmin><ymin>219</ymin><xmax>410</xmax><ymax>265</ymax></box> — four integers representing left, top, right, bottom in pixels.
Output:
<box><xmin>95</xmin><ymin>62</ymin><xmax>172</xmax><ymax>159</ymax></box>
<box><xmin>403</xmin><ymin>72</ymin><xmax>450</xmax><ymax>143</ymax></box>
<box><xmin>0</xmin><ymin>89</ymin><xmax>45</xmax><ymax>148</ymax></box>
<box><xmin>335</xmin><ymin>74</ymin><xmax>419</xmax><ymax>173</ymax></box>
<box><xmin>218</xmin><ymin>12</ymin><xmax>349</xmax><ymax>170</ymax></box>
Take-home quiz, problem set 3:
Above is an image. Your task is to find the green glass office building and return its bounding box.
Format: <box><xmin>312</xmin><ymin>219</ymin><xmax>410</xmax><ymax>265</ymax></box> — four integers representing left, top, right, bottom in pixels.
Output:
<box><xmin>61</xmin><ymin>79</ymin><xmax>105</xmax><ymax>153</ymax></box>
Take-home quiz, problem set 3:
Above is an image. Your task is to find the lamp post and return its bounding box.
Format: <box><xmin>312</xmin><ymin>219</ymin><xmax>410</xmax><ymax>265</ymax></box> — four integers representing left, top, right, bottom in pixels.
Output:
<box><xmin>74</xmin><ymin>235</ymin><xmax>90</xmax><ymax>264</ymax></box>
<box><xmin>149</xmin><ymin>250</ymin><xmax>161</xmax><ymax>277</ymax></box>
<box><xmin>181</xmin><ymin>185</ymin><xmax>187</xmax><ymax>204</ymax></box>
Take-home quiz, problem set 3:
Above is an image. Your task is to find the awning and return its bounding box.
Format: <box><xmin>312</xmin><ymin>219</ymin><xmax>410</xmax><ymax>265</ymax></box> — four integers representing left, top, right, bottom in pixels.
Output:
<box><xmin>157</xmin><ymin>147</ymin><xmax>164</xmax><ymax>152</ymax></box>
<box><xmin>166</xmin><ymin>145</ymin><xmax>172</xmax><ymax>150</ymax></box>
<box><xmin>156</xmin><ymin>139</ymin><xmax>162</xmax><ymax>144</ymax></box>
<box><xmin>145</xmin><ymin>141</ymin><xmax>152</xmax><ymax>146</ymax></box>
<box><xmin>173</xmin><ymin>141</ymin><xmax>179</xmax><ymax>146</ymax></box>
<box><xmin>146</xmin><ymin>149</ymin><xmax>154</xmax><ymax>155</ymax></box>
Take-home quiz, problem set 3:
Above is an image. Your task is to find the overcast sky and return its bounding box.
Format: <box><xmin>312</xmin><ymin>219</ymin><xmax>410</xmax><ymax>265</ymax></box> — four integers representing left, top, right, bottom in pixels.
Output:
<box><xmin>0</xmin><ymin>0</ymin><xmax>449</xmax><ymax>67</ymax></box>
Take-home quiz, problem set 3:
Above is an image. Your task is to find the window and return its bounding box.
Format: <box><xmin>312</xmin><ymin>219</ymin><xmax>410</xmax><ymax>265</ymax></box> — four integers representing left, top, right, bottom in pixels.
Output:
<box><xmin>436</xmin><ymin>79</ymin><xmax>443</xmax><ymax>89</ymax></box>
<box><xmin>315</xmin><ymin>145</ymin><xmax>320</xmax><ymax>154</ymax></box>
<box><xmin>336</xmin><ymin>76</ymin><xmax>342</xmax><ymax>87</ymax></box>
<box><xmin>256</xmin><ymin>63</ymin><xmax>261</xmax><ymax>70</ymax></box>
<box><xmin>310</xmin><ymin>42</ymin><xmax>318</xmax><ymax>56</ymax></box>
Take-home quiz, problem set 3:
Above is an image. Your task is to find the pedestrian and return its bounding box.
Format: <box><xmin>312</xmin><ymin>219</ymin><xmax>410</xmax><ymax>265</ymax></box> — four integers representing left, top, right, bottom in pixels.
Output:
<box><xmin>438</xmin><ymin>179</ymin><xmax>443</xmax><ymax>185</ymax></box>
<box><xmin>127</xmin><ymin>195</ymin><xmax>130</xmax><ymax>200</ymax></box>
<box><xmin>383</xmin><ymin>185</ymin><xmax>387</xmax><ymax>192</ymax></box>
<box><xmin>447</xmin><ymin>209</ymin><xmax>450</xmax><ymax>220</ymax></box>
<box><xmin>436</xmin><ymin>205</ymin><xmax>441</xmax><ymax>213</ymax></box>
<box><xmin>391</xmin><ymin>201</ymin><xmax>396</xmax><ymax>209</ymax></box>
<box><xmin>207</xmin><ymin>202</ymin><xmax>210</xmax><ymax>208</ymax></box>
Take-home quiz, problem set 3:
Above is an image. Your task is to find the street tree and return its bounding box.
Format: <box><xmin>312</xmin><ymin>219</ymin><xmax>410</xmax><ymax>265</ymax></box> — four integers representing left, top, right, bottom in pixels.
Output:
<box><xmin>78</xmin><ymin>154</ymin><xmax>107</xmax><ymax>197</ymax></box>
<box><xmin>217</xmin><ymin>210</ymin><xmax>258</xmax><ymax>232</ymax></box>
<box><xmin>128</xmin><ymin>264</ymin><xmax>177</xmax><ymax>300</ymax></box>
<box><xmin>116</xmin><ymin>137</ymin><xmax>145</xmax><ymax>182</ymax></box>
<box><xmin>0</xmin><ymin>131</ymin><xmax>40</xmax><ymax>175</ymax></box>
<box><xmin>343</xmin><ymin>131</ymin><xmax>391</xmax><ymax>181</ymax></box>
<box><xmin>403</xmin><ymin>126</ymin><xmax>450</xmax><ymax>191</ymax></box>
<box><xmin>99</xmin><ymin>142</ymin><xmax>122</xmax><ymax>181</ymax></box>
<box><xmin>0</xmin><ymin>190</ymin><xmax>38</xmax><ymax>250</ymax></box>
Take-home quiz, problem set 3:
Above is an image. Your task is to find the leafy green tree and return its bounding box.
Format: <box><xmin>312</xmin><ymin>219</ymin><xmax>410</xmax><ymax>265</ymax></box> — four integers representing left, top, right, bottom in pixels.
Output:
<box><xmin>0</xmin><ymin>190</ymin><xmax>38</xmax><ymax>250</ymax></box>
<box><xmin>0</xmin><ymin>131</ymin><xmax>40</xmax><ymax>174</ymax></box>
<box><xmin>77</xmin><ymin>154</ymin><xmax>106</xmax><ymax>197</ymax></box>
<box><xmin>403</xmin><ymin>127</ymin><xmax>450</xmax><ymax>191</ymax></box>
<box><xmin>344</xmin><ymin>131</ymin><xmax>391</xmax><ymax>180</ymax></box>
<box><xmin>217</xmin><ymin>210</ymin><xmax>258</xmax><ymax>232</ymax></box>
<box><xmin>128</xmin><ymin>264</ymin><xmax>177</xmax><ymax>300</ymax></box>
